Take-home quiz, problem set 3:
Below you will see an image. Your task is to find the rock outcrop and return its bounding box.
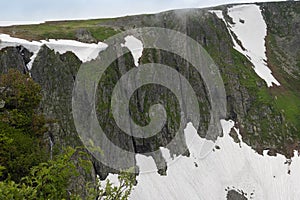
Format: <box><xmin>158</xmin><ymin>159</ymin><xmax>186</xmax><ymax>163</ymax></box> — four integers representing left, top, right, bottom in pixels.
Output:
<box><xmin>0</xmin><ymin>0</ymin><xmax>299</xmax><ymax>183</ymax></box>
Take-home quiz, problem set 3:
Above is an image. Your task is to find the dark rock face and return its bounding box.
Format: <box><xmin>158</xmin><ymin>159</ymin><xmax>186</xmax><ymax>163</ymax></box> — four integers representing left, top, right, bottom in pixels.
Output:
<box><xmin>31</xmin><ymin>45</ymin><xmax>82</xmax><ymax>147</ymax></box>
<box><xmin>85</xmin><ymin>1</ymin><xmax>300</xmax><ymax>162</ymax></box>
<box><xmin>0</xmin><ymin>46</ymin><xmax>31</xmax><ymax>74</ymax></box>
<box><xmin>75</xmin><ymin>28</ymin><xmax>96</xmax><ymax>43</ymax></box>
<box><xmin>16</xmin><ymin>45</ymin><xmax>33</xmax><ymax>65</ymax></box>
<box><xmin>100</xmin><ymin>5</ymin><xmax>287</xmax><ymax>156</ymax></box>
<box><xmin>30</xmin><ymin>46</ymin><xmax>96</xmax><ymax>196</ymax></box>
<box><xmin>260</xmin><ymin>1</ymin><xmax>300</xmax><ymax>156</ymax></box>
<box><xmin>95</xmin><ymin>46</ymin><xmax>211</xmax><ymax>175</ymax></box>
<box><xmin>0</xmin><ymin>0</ymin><xmax>299</xmax><ymax>184</ymax></box>
<box><xmin>226</xmin><ymin>190</ymin><xmax>248</xmax><ymax>200</ymax></box>
<box><xmin>262</xmin><ymin>1</ymin><xmax>300</xmax><ymax>79</ymax></box>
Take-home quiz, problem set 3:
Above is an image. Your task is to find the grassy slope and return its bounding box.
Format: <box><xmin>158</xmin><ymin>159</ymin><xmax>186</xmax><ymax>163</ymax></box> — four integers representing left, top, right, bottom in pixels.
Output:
<box><xmin>0</xmin><ymin>18</ymin><xmax>120</xmax><ymax>42</ymax></box>
<box><xmin>263</xmin><ymin>3</ymin><xmax>300</xmax><ymax>151</ymax></box>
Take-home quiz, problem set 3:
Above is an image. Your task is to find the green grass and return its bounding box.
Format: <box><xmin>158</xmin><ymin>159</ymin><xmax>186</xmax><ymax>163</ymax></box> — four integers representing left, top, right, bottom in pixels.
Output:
<box><xmin>275</xmin><ymin>93</ymin><xmax>300</xmax><ymax>128</ymax></box>
<box><xmin>0</xmin><ymin>18</ymin><xmax>120</xmax><ymax>42</ymax></box>
<box><xmin>266</xmin><ymin>33</ymin><xmax>300</xmax><ymax>131</ymax></box>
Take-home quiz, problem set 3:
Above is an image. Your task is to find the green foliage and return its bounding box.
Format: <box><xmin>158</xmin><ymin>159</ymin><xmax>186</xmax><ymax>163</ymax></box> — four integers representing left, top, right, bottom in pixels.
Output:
<box><xmin>0</xmin><ymin>178</ymin><xmax>37</xmax><ymax>200</ymax></box>
<box><xmin>0</xmin><ymin>69</ymin><xmax>46</xmax><ymax>135</ymax></box>
<box><xmin>0</xmin><ymin>147</ymin><xmax>134</xmax><ymax>200</ymax></box>
<box><xmin>0</xmin><ymin>70</ymin><xmax>49</xmax><ymax>182</ymax></box>
<box><xmin>0</xmin><ymin>69</ymin><xmax>133</xmax><ymax>200</ymax></box>
<box><xmin>97</xmin><ymin>172</ymin><xmax>134</xmax><ymax>200</ymax></box>
<box><xmin>22</xmin><ymin>147</ymin><xmax>80</xmax><ymax>199</ymax></box>
<box><xmin>0</xmin><ymin>147</ymin><xmax>79</xmax><ymax>199</ymax></box>
<box><xmin>1</xmin><ymin>127</ymin><xmax>46</xmax><ymax>181</ymax></box>
<box><xmin>0</xmin><ymin>69</ymin><xmax>41</xmax><ymax>110</ymax></box>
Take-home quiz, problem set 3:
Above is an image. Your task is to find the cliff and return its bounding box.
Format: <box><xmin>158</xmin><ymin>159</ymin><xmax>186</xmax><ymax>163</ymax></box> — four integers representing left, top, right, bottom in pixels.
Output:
<box><xmin>0</xmin><ymin>1</ymin><xmax>299</xmax><ymax>199</ymax></box>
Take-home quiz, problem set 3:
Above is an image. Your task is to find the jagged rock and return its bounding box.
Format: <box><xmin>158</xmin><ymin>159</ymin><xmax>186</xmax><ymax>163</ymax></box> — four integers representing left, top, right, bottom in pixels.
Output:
<box><xmin>16</xmin><ymin>45</ymin><xmax>32</xmax><ymax>65</ymax></box>
<box><xmin>226</xmin><ymin>189</ymin><xmax>248</xmax><ymax>200</ymax></box>
<box><xmin>75</xmin><ymin>28</ymin><xmax>96</xmax><ymax>43</ymax></box>
<box><xmin>0</xmin><ymin>0</ymin><xmax>299</xmax><ymax>184</ymax></box>
<box><xmin>0</xmin><ymin>46</ymin><xmax>31</xmax><ymax>74</ymax></box>
<box><xmin>30</xmin><ymin>46</ymin><xmax>96</xmax><ymax>197</ymax></box>
<box><xmin>30</xmin><ymin>45</ymin><xmax>82</xmax><ymax>147</ymax></box>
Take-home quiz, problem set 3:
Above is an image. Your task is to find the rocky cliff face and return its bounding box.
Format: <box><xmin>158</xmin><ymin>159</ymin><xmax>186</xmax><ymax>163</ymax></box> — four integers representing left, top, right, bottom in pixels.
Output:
<box><xmin>31</xmin><ymin>46</ymin><xmax>82</xmax><ymax>148</ymax></box>
<box><xmin>0</xmin><ymin>46</ymin><xmax>31</xmax><ymax>74</ymax></box>
<box><xmin>0</xmin><ymin>1</ymin><xmax>299</xmax><ymax>187</ymax></box>
<box><xmin>96</xmin><ymin>1</ymin><xmax>300</xmax><ymax>157</ymax></box>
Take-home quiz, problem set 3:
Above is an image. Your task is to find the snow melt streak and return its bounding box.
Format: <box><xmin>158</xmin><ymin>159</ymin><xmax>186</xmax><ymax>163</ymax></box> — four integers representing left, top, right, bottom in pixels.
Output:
<box><xmin>228</xmin><ymin>5</ymin><xmax>280</xmax><ymax>87</ymax></box>
<box><xmin>212</xmin><ymin>5</ymin><xmax>280</xmax><ymax>87</ymax></box>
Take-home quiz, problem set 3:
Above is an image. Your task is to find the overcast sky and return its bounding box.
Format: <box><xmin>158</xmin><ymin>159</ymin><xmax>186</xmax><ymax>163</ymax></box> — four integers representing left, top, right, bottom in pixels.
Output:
<box><xmin>0</xmin><ymin>0</ymin><xmax>286</xmax><ymax>21</ymax></box>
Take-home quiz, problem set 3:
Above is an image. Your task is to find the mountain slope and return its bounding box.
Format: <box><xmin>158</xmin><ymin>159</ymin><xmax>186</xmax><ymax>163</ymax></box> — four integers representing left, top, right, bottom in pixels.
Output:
<box><xmin>0</xmin><ymin>1</ymin><xmax>299</xmax><ymax>199</ymax></box>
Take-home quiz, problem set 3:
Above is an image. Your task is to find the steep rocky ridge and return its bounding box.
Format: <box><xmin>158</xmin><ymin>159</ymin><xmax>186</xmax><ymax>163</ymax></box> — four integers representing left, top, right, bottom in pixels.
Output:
<box><xmin>97</xmin><ymin>1</ymin><xmax>300</xmax><ymax>156</ymax></box>
<box><xmin>0</xmin><ymin>1</ymin><xmax>299</xmax><ymax>183</ymax></box>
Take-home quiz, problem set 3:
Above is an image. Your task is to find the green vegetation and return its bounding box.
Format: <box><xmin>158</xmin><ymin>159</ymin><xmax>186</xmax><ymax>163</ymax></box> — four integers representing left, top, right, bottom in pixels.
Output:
<box><xmin>229</xmin><ymin>46</ymin><xmax>300</xmax><ymax>154</ymax></box>
<box><xmin>0</xmin><ymin>70</ymin><xmax>134</xmax><ymax>199</ymax></box>
<box><xmin>266</xmin><ymin>33</ymin><xmax>300</xmax><ymax>133</ymax></box>
<box><xmin>0</xmin><ymin>19</ymin><xmax>120</xmax><ymax>42</ymax></box>
<box><xmin>203</xmin><ymin>20</ymin><xmax>300</xmax><ymax>155</ymax></box>
<box><xmin>0</xmin><ymin>146</ymin><xmax>134</xmax><ymax>200</ymax></box>
<box><xmin>97</xmin><ymin>172</ymin><xmax>134</xmax><ymax>200</ymax></box>
<box><xmin>0</xmin><ymin>69</ymin><xmax>48</xmax><ymax>181</ymax></box>
<box><xmin>0</xmin><ymin>147</ymin><xmax>83</xmax><ymax>199</ymax></box>
<box><xmin>275</xmin><ymin>93</ymin><xmax>300</xmax><ymax>125</ymax></box>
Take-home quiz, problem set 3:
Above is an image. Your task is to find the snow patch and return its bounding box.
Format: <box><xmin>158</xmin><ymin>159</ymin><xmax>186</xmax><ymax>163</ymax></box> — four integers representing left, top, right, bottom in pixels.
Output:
<box><xmin>126</xmin><ymin>120</ymin><xmax>300</xmax><ymax>199</ymax></box>
<box><xmin>0</xmin><ymin>34</ymin><xmax>108</xmax><ymax>70</ymax></box>
<box><xmin>209</xmin><ymin>10</ymin><xmax>226</xmax><ymax>23</ymax></box>
<box><xmin>228</xmin><ymin>5</ymin><xmax>280</xmax><ymax>87</ymax></box>
<box><xmin>211</xmin><ymin>5</ymin><xmax>280</xmax><ymax>87</ymax></box>
<box><xmin>121</xmin><ymin>35</ymin><xmax>143</xmax><ymax>67</ymax></box>
<box><xmin>0</xmin><ymin>34</ymin><xmax>42</xmax><ymax>70</ymax></box>
<box><xmin>0</xmin><ymin>34</ymin><xmax>41</xmax><ymax>54</ymax></box>
<box><xmin>41</xmin><ymin>39</ymin><xmax>108</xmax><ymax>62</ymax></box>
<box><xmin>209</xmin><ymin>10</ymin><xmax>244</xmax><ymax>52</ymax></box>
